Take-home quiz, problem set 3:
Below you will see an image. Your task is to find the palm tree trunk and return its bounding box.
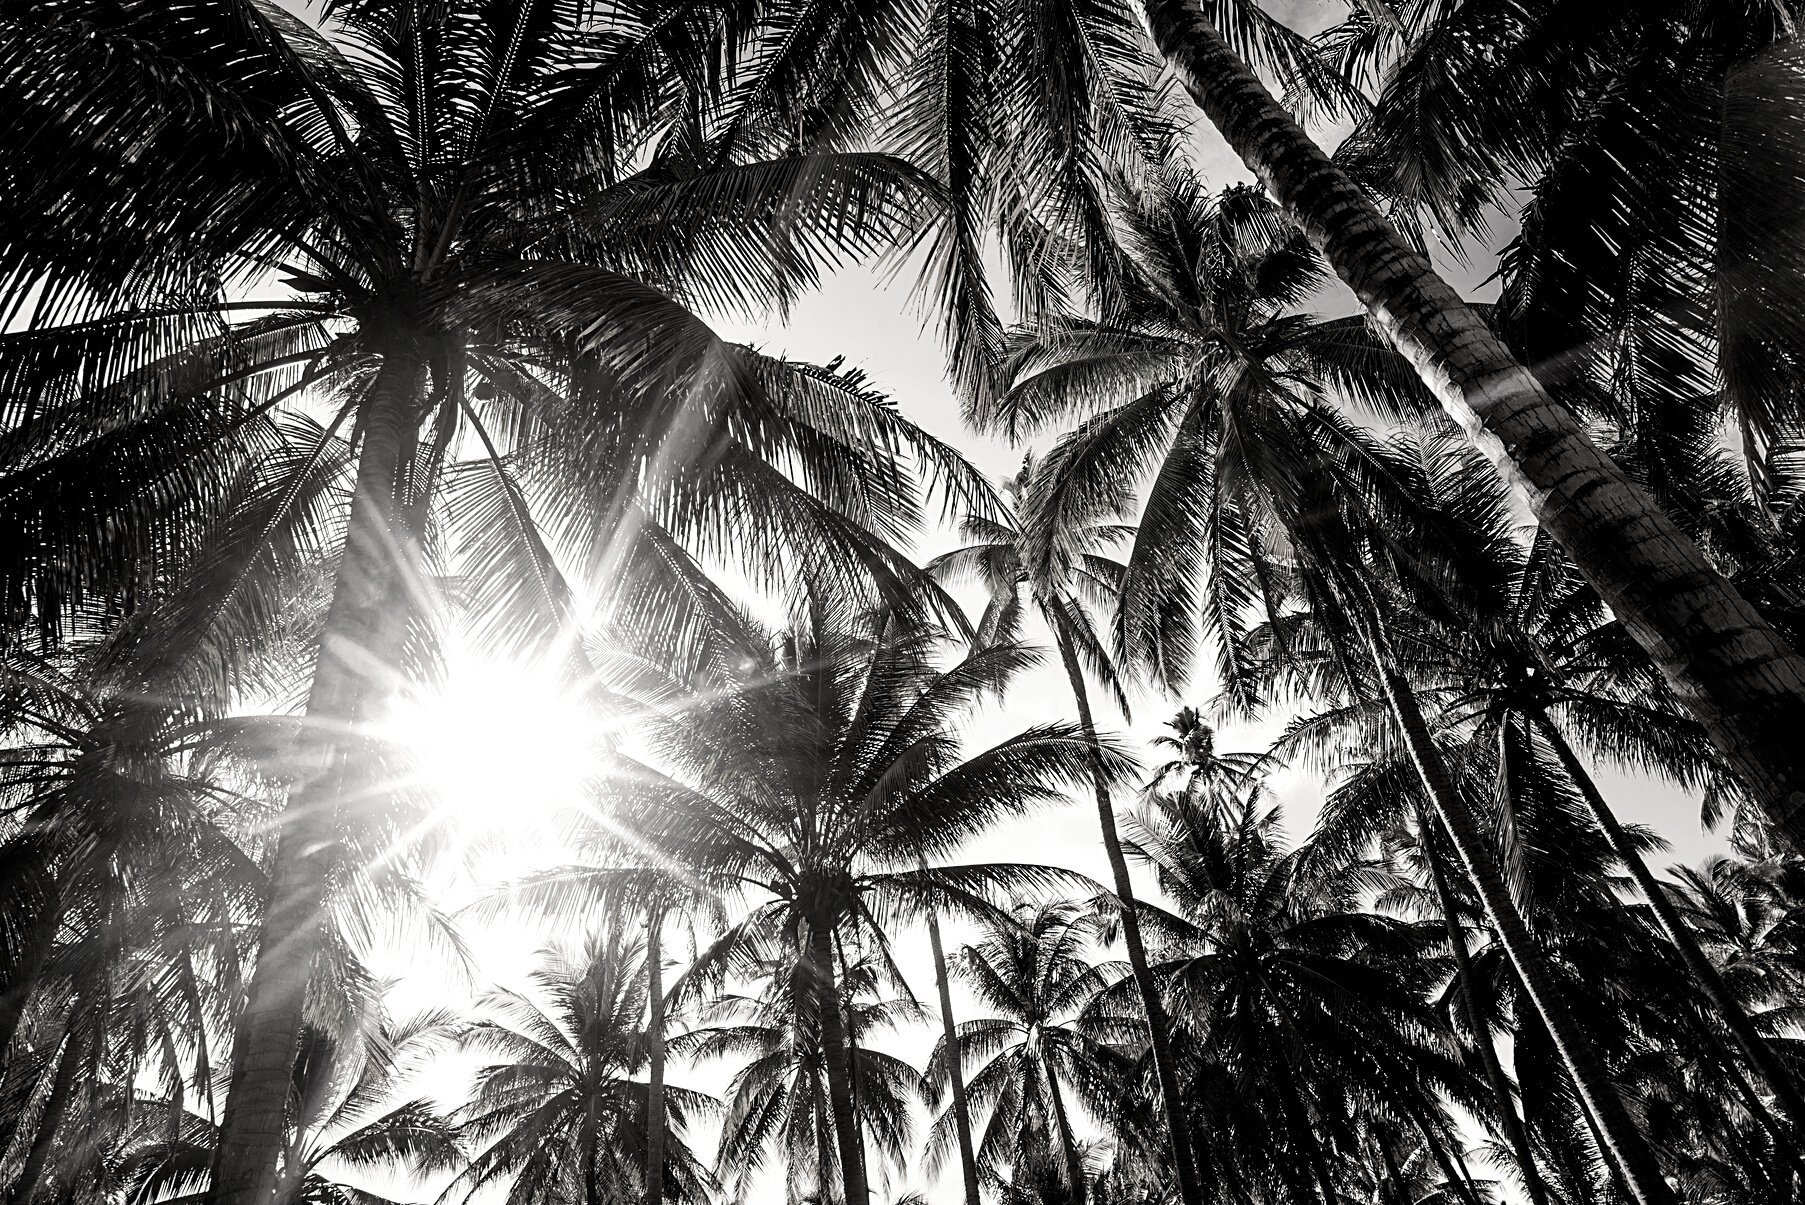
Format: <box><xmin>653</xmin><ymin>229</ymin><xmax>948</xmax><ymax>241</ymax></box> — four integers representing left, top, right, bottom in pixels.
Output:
<box><xmin>1371</xmin><ymin>651</ymin><xmax>1677</xmax><ymax>1205</ymax></box>
<box><xmin>583</xmin><ymin>1088</ymin><xmax>602</xmax><ymax>1205</ymax></box>
<box><xmin>807</xmin><ymin>918</ymin><xmax>869</xmax><ymax>1205</ymax></box>
<box><xmin>1534</xmin><ymin>711</ymin><xmax>1805</xmax><ymax>1140</ymax></box>
<box><xmin>208</xmin><ymin>346</ymin><xmax>427</xmax><ymax>1205</ymax></box>
<box><xmin>1269</xmin><ymin>1046</ymin><xmax>1337</xmax><ymax>1205</ymax></box>
<box><xmin>644</xmin><ymin>907</ymin><xmax>667</xmax><ymax>1205</ymax></box>
<box><xmin>8</xmin><ymin>1027</ymin><xmax>81</xmax><ymax>1205</ymax></box>
<box><xmin>1055</xmin><ymin>634</ymin><xmax>1204</xmax><ymax>1205</ymax></box>
<box><xmin>0</xmin><ymin>884</ymin><xmax>57</xmax><ymax>1064</ymax></box>
<box><xmin>1400</xmin><ymin>1100</ymin><xmax>1482</xmax><ymax>1205</ymax></box>
<box><xmin>1139</xmin><ymin>0</ymin><xmax>1805</xmax><ymax>848</ymax></box>
<box><xmin>1374</xmin><ymin>1125</ymin><xmax>1410</xmax><ymax>1205</ymax></box>
<box><xmin>923</xmin><ymin>885</ymin><xmax>982</xmax><ymax>1205</ymax></box>
<box><xmin>1420</xmin><ymin>816</ymin><xmax>1553</xmax><ymax>1205</ymax></box>
<box><xmin>1043</xmin><ymin>1059</ymin><xmax>1087</xmax><ymax>1203</ymax></box>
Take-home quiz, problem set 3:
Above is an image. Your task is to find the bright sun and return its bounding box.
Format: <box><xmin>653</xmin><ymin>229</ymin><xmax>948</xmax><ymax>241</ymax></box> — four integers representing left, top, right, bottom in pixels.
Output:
<box><xmin>379</xmin><ymin>655</ymin><xmax>609</xmax><ymax>827</ymax></box>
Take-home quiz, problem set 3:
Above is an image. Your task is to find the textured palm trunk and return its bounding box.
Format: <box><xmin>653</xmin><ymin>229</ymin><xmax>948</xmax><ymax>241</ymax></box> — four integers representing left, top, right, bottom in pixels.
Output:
<box><xmin>582</xmin><ymin>1088</ymin><xmax>602</xmax><ymax>1205</ymax></box>
<box><xmin>7</xmin><ymin>1027</ymin><xmax>81</xmax><ymax>1205</ymax></box>
<box><xmin>644</xmin><ymin>908</ymin><xmax>667</xmax><ymax>1205</ymax></box>
<box><xmin>1369</xmin><ymin>650</ymin><xmax>1677</xmax><ymax>1205</ymax></box>
<box><xmin>1535</xmin><ymin>713</ymin><xmax>1805</xmax><ymax>1140</ymax></box>
<box><xmin>1141</xmin><ymin>0</ymin><xmax>1805</xmax><ymax>848</ymax></box>
<box><xmin>208</xmin><ymin>346</ymin><xmax>427</xmax><ymax>1205</ymax></box>
<box><xmin>923</xmin><ymin>884</ymin><xmax>982</xmax><ymax>1205</ymax></box>
<box><xmin>808</xmin><ymin>919</ymin><xmax>869</xmax><ymax>1205</ymax></box>
<box><xmin>1420</xmin><ymin>817</ymin><xmax>1553</xmax><ymax>1205</ymax></box>
<box><xmin>1055</xmin><ymin>635</ymin><xmax>1204</xmax><ymax>1205</ymax></box>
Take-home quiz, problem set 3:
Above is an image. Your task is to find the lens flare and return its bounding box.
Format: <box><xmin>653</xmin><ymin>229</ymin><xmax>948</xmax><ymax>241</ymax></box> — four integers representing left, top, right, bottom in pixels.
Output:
<box><xmin>380</xmin><ymin>655</ymin><xmax>605</xmax><ymax>827</ymax></box>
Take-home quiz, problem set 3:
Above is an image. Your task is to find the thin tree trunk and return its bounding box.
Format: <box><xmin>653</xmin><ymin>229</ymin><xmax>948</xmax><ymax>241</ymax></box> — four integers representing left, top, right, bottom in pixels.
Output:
<box><xmin>1140</xmin><ymin>0</ymin><xmax>1805</xmax><ymax>847</ymax></box>
<box><xmin>923</xmin><ymin>884</ymin><xmax>982</xmax><ymax>1205</ymax></box>
<box><xmin>1270</xmin><ymin>1045</ymin><xmax>1337</xmax><ymax>1205</ymax></box>
<box><xmin>582</xmin><ymin>1086</ymin><xmax>602</xmax><ymax>1205</ymax></box>
<box><xmin>1043</xmin><ymin>1058</ymin><xmax>1087</xmax><ymax>1203</ymax></box>
<box><xmin>208</xmin><ymin>346</ymin><xmax>427</xmax><ymax>1205</ymax></box>
<box><xmin>644</xmin><ymin>907</ymin><xmax>667</xmax><ymax>1205</ymax></box>
<box><xmin>1535</xmin><ymin>711</ymin><xmax>1805</xmax><ymax>1140</ymax></box>
<box><xmin>1055</xmin><ymin>634</ymin><xmax>1203</xmax><ymax>1205</ymax></box>
<box><xmin>1370</xmin><ymin>652</ymin><xmax>1677</xmax><ymax>1205</ymax></box>
<box><xmin>808</xmin><ymin>919</ymin><xmax>869</xmax><ymax>1205</ymax></box>
<box><xmin>1420</xmin><ymin>817</ymin><xmax>1553</xmax><ymax>1205</ymax></box>
<box><xmin>0</xmin><ymin>886</ymin><xmax>57</xmax><ymax>1063</ymax></box>
<box><xmin>1400</xmin><ymin>1099</ymin><xmax>1481</xmax><ymax>1205</ymax></box>
<box><xmin>813</xmin><ymin>1074</ymin><xmax>837</xmax><ymax>1205</ymax></box>
<box><xmin>1374</xmin><ymin>1125</ymin><xmax>1409</xmax><ymax>1205</ymax></box>
<box><xmin>8</xmin><ymin>1027</ymin><xmax>81</xmax><ymax>1205</ymax></box>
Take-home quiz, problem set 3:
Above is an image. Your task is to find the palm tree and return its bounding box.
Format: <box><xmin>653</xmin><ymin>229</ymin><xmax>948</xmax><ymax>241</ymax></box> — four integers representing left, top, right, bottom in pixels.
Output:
<box><xmin>1342</xmin><ymin>0</ymin><xmax>1803</xmax><ymax>507</ymax></box>
<box><xmin>1005</xmin><ymin>163</ymin><xmax>1681</xmax><ymax>1197</ymax></box>
<box><xmin>1145</xmin><ymin>707</ymin><xmax>1265</xmax><ymax>817</ymax></box>
<box><xmin>1129</xmin><ymin>0</ymin><xmax>1805</xmax><ymax>829</ymax></box>
<box><xmin>929</xmin><ymin>465</ymin><xmax>1205</xmax><ymax>1205</ymax></box>
<box><xmin>468</xmin><ymin>864</ymin><xmax>728</xmax><ymax>1205</ymax></box>
<box><xmin>921</xmin><ymin>860</ymin><xmax>984</xmax><ymax>1205</ymax></box>
<box><xmin>1120</xmin><ymin>784</ymin><xmax>1488</xmax><ymax>1205</ymax></box>
<box><xmin>1668</xmin><ymin>855</ymin><xmax>1805</xmax><ymax>1013</ymax></box>
<box><xmin>0</xmin><ymin>8</ymin><xmax>995</xmax><ymax>1200</ymax></box>
<box><xmin>1258</xmin><ymin>427</ymin><xmax>1805</xmax><ymax>1148</ymax></box>
<box><xmin>677</xmin><ymin>948</ymin><xmax>925</xmax><ymax>1205</ymax></box>
<box><xmin>446</xmin><ymin>929</ymin><xmax>715</xmax><ymax>1205</ymax></box>
<box><xmin>114</xmin><ymin>1012</ymin><xmax>464</xmax><ymax>1205</ymax></box>
<box><xmin>928</xmin><ymin>901</ymin><xmax>1134</xmax><ymax>1203</ymax></box>
<box><xmin>555</xmin><ymin>609</ymin><xmax>1119</xmax><ymax>1205</ymax></box>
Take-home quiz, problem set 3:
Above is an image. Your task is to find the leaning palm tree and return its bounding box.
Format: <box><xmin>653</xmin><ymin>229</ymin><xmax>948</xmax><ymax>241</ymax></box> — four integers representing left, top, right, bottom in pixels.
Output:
<box><xmin>445</xmin><ymin>929</ymin><xmax>716</xmax><ymax>1205</ymax></box>
<box><xmin>1010</xmin><ymin>159</ymin><xmax>1679</xmax><ymax>1202</ymax></box>
<box><xmin>533</xmin><ymin>607</ymin><xmax>1119</xmax><ymax>1205</ymax></box>
<box><xmin>927</xmin><ymin>900</ymin><xmax>1134</xmax><ymax>1204</ymax></box>
<box><xmin>921</xmin><ymin>856</ymin><xmax>984</xmax><ymax>1205</ymax></box>
<box><xmin>113</xmin><ymin>1012</ymin><xmax>464</xmax><ymax>1205</ymax></box>
<box><xmin>1127</xmin><ymin>0</ymin><xmax>1805</xmax><ymax>824</ymax></box>
<box><xmin>0</xmin><ymin>8</ymin><xmax>990</xmax><ymax>1201</ymax></box>
<box><xmin>929</xmin><ymin>465</ymin><xmax>1205</xmax><ymax>1203</ymax></box>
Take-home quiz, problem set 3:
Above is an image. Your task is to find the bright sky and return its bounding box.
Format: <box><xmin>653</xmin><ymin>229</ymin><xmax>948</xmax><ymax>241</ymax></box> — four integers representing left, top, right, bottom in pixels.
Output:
<box><xmin>368</xmin><ymin>196</ymin><xmax>1729</xmax><ymax>1205</ymax></box>
<box><xmin>343</xmin><ymin>5</ymin><xmax>1731</xmax><ymax>1202</ymax></box>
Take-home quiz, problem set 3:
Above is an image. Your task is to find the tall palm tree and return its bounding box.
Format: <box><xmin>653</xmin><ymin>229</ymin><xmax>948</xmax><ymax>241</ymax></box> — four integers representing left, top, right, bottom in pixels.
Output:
<box><xmin>921</xmin><ymin>859</ymin><xmax>984</xmax><ymax>1205</ymax></box>
<box><xmin>445</xmin><ymin>929</ymin><xmax>715</xmax><ymax>1205</ymax></box>
<box><xmin>0</xmin><ymin>8</ymin><xmax>989</xmax><ymax>1201</ymax></box>
<box><xmin>1007</xmin><ymin>159</ymin><xmax>1681</xmax><ymax>1197</ymax></box>
<box><xmin>554</xmin><ymin>610</ymin><xmax>1119</xmax><ymax>1205</ymax></box>
<box><xmin>677</xmin><ymin>948</ymin><xmax>925</xmax><ymax>1205</ymax></box>
<box><xmin>927</xmin><ymin>901</ymin><xmax>1134</xmax><ymax>1203</ymax></box>
<box><xmin>1256</xmin><ymin>427</ymin><xmax>1805</xmax><ymax>1147</ymax></box>
<box><xmin>468</xmin><ymin>865</ymin><xmax>727</xmax><ymax>1205</ymax></box>
<box><xmin>1120</xmin><ymin>784</ymin><xmax>1488</xmax><ymax>1205</ymax></box>
<box><xmin>1129</xmin><ymin>0</ymin><xmax>1805</xmax><ymax>829</ymax></box>
<box><xmin>929</xmin><ymin>467</ymin><xmax>1205</xmax><ymax>1205</ymax></box>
